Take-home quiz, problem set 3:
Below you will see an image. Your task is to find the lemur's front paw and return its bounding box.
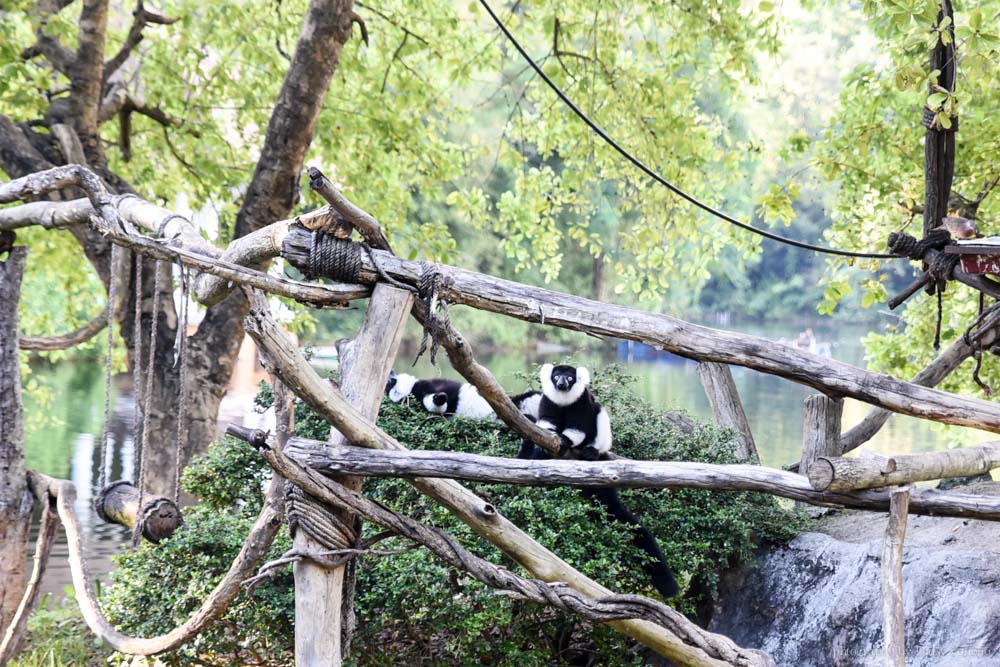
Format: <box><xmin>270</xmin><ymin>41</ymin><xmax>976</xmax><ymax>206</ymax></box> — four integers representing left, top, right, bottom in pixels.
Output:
<box><xmin>578</xmin><ymin>445</ymin><xmax>601</xmax><ymax>461</ymax></box>
<box><xmin>557</xmin><ymin>435</ymin><xmax>573</xmax><ymax>456</ymax></box>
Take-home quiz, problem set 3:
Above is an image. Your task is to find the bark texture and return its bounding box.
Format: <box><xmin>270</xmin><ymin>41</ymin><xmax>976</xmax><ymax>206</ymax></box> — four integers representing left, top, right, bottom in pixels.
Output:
<box><xmin>0</xmin><ymin>247</ymin><xmax>31</xmax><ymax>632</ymax></box>
<box><xmin>698</xmin><ymin>362</ymin><xmax>758</xmax><ymax>462</ymax></box>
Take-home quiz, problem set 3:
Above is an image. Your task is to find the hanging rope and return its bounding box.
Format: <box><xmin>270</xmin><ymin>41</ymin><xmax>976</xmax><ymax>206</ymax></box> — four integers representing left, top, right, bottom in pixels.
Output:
<box><xmin>173</xmin><ymin>263</ymin><xmax>191</xmax><ymax>504</ymax></box>
<box><xmin>131</xmin><ymin>253</ymin><xmax>144</xmax><ymax>465</ymax></box>
<box><xmin>477</xmin><ymin>0</ymin><xmax>901</xmax><ymax>261</ymax></box>
<box><xmin>133</xmin><ymin>260</ymin><xmax>162</xmax><ymax>547</ymax></box>
<box><xmin>413</xmin><ymin>263</ymin><xmax>453</xmax><ymax>366</ymax></box>
<box><xmin>963</xmin><ymin>294</ymin><xmax>1000</xmax><ymax>396</ymax></box>
<box><xmin>97</xmin><ymin>243</ymin><xmax>119</xmax><ymax>498</ymax></box>
<box><xmin>887</xmin><ymin>230</ymin><xmax>960</xmax><ymax>350</ymax></box>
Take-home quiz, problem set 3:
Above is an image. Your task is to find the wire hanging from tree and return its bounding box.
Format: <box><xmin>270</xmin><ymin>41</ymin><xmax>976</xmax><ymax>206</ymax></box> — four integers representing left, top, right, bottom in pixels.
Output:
<box><xmin>477</xmin><ymin>0</ymin><xmax>901</xmax><ymax>261</ymax></box>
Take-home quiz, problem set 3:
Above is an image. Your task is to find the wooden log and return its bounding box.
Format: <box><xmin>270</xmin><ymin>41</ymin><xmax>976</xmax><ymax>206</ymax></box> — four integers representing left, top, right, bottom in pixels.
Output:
<box><xmin>697</xmin><ymin>362</ymin><xmax>758</xmax><ymax>462</ymax></box>
<box><xmin>282</xmin><ymin>438</ymin><xmax>1000</xmax><ymax>521</ymax></box>
<box><xmin>799</xmin><ymin>395</ymin><xmax>842</xmax><ymax>475</ymax></box>
<box><xmin>94</xmin><ymin>480</ymin><xmax>181</xmax><ymax>543</ymax></box>
<box><xmin>881</xmin><ymin>487</ymin><xmax>910</xmax><ymax>667</ymax></box>
<box><xmin>280</xmin><ymin>231</ymin><xmax>1000</xmax><ymax>436</ymax></box>
<box><xmin>807</xmin><ymin>442</ymin><xmax>1000</xmax><ymax>492</ymax></box>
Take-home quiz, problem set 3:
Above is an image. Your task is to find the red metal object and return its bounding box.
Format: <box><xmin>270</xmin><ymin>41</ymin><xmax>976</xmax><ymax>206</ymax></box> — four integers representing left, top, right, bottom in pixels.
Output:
<box><xmin>944</xmin><ymin>243</ymin><xmax>1000</xmax><ymax>275</ymax></box>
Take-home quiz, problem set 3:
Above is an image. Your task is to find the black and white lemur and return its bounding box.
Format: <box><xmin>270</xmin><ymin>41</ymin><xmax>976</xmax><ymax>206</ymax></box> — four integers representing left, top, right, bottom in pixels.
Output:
<box><xmin>386</xmin><ymin>370</ymin><xmax>541</xmax><ymax>419</ymax></box>
<box><xmin>519</xmin><ymin>364</ymin><xmax>680</xmax><ymax>598</ymax></box>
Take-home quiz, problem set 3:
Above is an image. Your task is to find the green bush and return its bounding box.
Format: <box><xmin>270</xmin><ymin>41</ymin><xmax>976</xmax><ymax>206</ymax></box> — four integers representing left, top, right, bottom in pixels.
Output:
<box><xmin>10</xmin><ymin>595</ymin><xmax>107</xmax><ymax>667</ymax></box>
<box><xmin>102</xmin><ymin>367</ymin><xmax>803</xmax><ymax>665</ymax></box>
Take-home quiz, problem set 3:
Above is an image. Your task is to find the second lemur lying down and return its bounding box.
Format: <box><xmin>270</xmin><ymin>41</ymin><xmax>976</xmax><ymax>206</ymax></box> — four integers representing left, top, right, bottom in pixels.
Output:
<box><xmin>386</xmin><ymin>370</ymin><xmax>540</xmax><ymax>419</ymax></box>
<box><xmin>519</xmin><ymin>364</ymin><xmax>679</xmax><ymax>599</ymax></box>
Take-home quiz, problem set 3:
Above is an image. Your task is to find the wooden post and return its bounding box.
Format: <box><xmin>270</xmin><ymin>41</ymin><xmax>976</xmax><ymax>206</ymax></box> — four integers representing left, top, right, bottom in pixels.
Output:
<box><xmin>293</xmin><ymin>283</ymin><xmax>413</xmax><ymax>667</ymax></box>
<box><xmin>882</xmin><ymin>487</ymin><xmax>910</xmax><ymax>667</ymax></box>
<box><xmin>799</xmin><ymin>395</ymin><xmax>843</xmax><ymax>475</ymax></box>
<box><xmin>807</xmin><ymin>442</ymin><xmax>1000</xmax><ymax>491</ymax></box>
<box><xmin>697</xmin><ymin>362</ymin><xmax>758</xmax><ymax>462</ymax></box>
<box><xmin>0</xmin><ymin>246</ymin><xmax>31</xmax><ymax>631</ymax></box>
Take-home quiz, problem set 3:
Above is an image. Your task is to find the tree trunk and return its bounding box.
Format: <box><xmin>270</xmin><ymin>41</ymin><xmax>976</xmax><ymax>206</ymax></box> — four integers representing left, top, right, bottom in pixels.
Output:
<box><xmin>697</xmin><ymin>362</ymin><xmax>758</xmax><ymax>462</ymax></box>
<box><xmin>0</xmin><ymin>0</ymin><xmax>358</xmax><ymax>496</ymax></box>
<box><xmin>0</xmin><ymin>247</ymin><xmax>31</xmax><ymax>631</ymax></box>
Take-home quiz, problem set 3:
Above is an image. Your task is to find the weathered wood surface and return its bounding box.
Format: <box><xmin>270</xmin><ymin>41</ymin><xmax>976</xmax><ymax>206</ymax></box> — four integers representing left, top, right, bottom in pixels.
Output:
<box><xmin>0</xmin><ymin>246</ymin><xmax>31</xmax><ymax>632</ymax></box>
<box><xmin>808</xmin><ymin>442</ymin><xmax>1000</xmax><ymax>492</ymax></box>
<box><xmin>291</xmin><ymin>282</ymin><xmax>413</xmax><ymax>667</ymax></box>
<box><xmin>698</xmin><ymin>362</ymin><xmax>758</xmax><ymax>462</ymax></box>
<box><xmin>94</xmin><ymin>481</ymin><xmax>181</xmax><ymax>543</ymax></box>
<box><xmin>799</xmin><ymin>395</ymin><xmax>842</xmax><ymax>475</ymax></box>
<box><xmin>243</xmin><ymin>302</ymin><xmax>757</xmax><ymax>666</ymax></box>
<box><xmin>24</xmin><ymin>464</ymin><xmax>285</xmax><ymax>655</ymax></box>
<box><xmin>282</xmin><ymin>438</ymin><xmax>1000</xmax><ymax>521</ymax></box>
<box><xmin>881</xmin><ymin>487</ymin><xmax>910</xmax><ymax>667</ymax></box>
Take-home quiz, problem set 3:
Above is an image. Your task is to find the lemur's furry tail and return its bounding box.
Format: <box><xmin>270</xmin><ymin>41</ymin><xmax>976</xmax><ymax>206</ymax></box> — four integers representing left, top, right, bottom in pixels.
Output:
<box><xmin>581</xmin><ymin>486</ymin><xmax>680</xmax><ymax>599</ymax></box>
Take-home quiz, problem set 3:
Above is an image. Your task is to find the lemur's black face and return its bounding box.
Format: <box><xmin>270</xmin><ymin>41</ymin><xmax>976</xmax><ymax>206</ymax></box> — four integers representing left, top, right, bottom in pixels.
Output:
<box><xmin>550</xmin><ymin>365</ymin><xmax>578</xmax><ymax>392</ymax></box>
<box><xmin>385</xmin><ymin>370</ymin><xmax>398</xmax><ymax>395</ymax></box>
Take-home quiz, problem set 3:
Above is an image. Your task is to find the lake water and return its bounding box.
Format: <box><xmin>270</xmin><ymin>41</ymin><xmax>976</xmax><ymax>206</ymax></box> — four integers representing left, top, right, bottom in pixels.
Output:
<box><xmin>22</xmin><ymin>316</ymin><xmax>990</xmax><ymax>597</ymax></box>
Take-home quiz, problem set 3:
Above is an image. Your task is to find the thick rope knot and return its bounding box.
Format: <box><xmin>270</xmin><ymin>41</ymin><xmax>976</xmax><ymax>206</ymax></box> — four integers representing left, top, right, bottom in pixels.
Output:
<box><xmin>308</xmin><ymin>233</ymin><xmax>362</xmax><ymax>282</ymax></box>
<box><xmin>922</xmin><ymin>106</ymin><xmax>959</xmax><ymax>132</ymax></box>
<box><xmin>413</xmin><ymin>263</ymin><xmax>454</xmax><ymax>366</ymax></box>
<box><xmin>927</xmin><ymin>250</ymin><xmax>960</xmax><ymax>283</ymax></box>
<box><xmin>887</xmin><ymin>229</ymin><xmax>952</xmax><ymax>261</ymax></box>
<box><xmin>286</xmin><ymin>486</ymin><xmax>359</xmax><ymax>556</ymax></box>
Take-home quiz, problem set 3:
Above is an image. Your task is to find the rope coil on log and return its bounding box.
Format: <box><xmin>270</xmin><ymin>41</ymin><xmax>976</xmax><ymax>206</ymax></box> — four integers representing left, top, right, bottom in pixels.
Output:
<box><xmin>285</xmin><ymin>486</ymin><xmax>358</xmax><ymax>553</ymax></box>
<box><xmin>308</xmin><ymin>233</ymin><xmax>362</xmax><ymax>282</ymax></box>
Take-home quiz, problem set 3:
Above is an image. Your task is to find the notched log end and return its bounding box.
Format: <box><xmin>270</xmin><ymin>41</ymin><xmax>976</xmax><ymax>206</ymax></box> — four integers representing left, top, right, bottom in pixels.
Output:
<box><xmin>226</xmin><ymin>423</ymin><xmax>269</xmax><ymax>449</ymax></box>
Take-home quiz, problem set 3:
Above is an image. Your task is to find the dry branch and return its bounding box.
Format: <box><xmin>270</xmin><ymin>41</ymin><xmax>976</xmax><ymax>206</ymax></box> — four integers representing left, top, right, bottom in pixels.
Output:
<box><xmin>230</xmin><ymin>426</ymin><xmax>773</xmax><ymax>667</ymax></box>
<box><xmin>307</xmin><ymin>167</ymin><xmax>393</xmax><ymax>253</ymax></box>
<box><xmin>807</xmin><ymin>443</ymin><xmax>1000</xmax><ymax>492</ymax></box>
<box><xmin>242</xmin><ymin>298</ymin><xmax>763</xmax><ymax>666</ymax></box>
<box><xmin>881</xmin><ymin>487</ymin><xmax>910</xmax><ymax>667</ymax></box>
<box><xmin>24</xmin><ymin>465</ymin><xmax>284</xmax><ymax>656</ymax></box>
<box><xmin>282</xmin><ymin>438</ymin><xmax>1000</xmax><ymax>521</ymax></box>
<box><xmin>697</xmin><ymin>362</ymin><xmax>757</xmax><ymax>462</ymax></box>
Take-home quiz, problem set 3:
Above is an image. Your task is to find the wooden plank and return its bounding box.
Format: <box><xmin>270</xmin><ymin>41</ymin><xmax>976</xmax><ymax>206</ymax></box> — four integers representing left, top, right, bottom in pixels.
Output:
<box><xmin>881</xmin><ymin>487</ymin><xmax>910</xmax><ymax>667</ymax></box>
<box><xmin>697</xmin><ymin>362</ymin><xmax>758</xmax><ymax>462</ymax></box>
<box><xmin>799</xmin><ymin>395</ymin><xmax>842</xmax><ymax>475</ymax></box>
<box><xmin>293</xmin><ymin>282</ymin><xmax>412</xmax><ymax>667</ymax></box>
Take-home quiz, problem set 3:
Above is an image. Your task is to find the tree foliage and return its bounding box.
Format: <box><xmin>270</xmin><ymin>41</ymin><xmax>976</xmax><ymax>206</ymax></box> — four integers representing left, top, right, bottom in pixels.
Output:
<box><xmin>804</xmin><ymin>1</ymin><xmax>1000</xmax><ymax>393</ymax></box>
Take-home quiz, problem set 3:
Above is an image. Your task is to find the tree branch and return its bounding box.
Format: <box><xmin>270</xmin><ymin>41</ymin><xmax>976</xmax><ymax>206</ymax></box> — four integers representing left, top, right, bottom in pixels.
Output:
<box><xmin>103</xmin><ymin>1</ymin><xmax>179</xmax><ymax>84</ymax></box>
<box><xmin>20</xmin><ymin>305</ymin><xmax>108</xmax><ymax>351</ymax></box>
<box><xmin>24</xmin><ymin>464</ymin><xmax>284</xmax><ymax>656</ymax></box>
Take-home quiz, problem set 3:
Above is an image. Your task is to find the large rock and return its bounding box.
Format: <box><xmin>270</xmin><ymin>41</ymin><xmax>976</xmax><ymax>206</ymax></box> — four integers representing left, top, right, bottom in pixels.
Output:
<box><xmin>710</xmin><ymin>481</ymin><xmax>1000</xmax><ymax>667</ymax></box>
